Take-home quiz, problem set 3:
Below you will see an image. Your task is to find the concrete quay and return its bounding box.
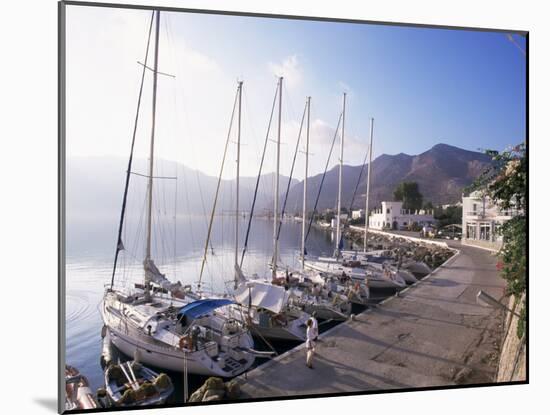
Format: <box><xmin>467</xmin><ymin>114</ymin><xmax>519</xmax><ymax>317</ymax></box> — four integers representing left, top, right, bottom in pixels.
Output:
<box><xmin>235</xmin><ymin>240</ymin><xmax>506</xmax><ymax>398</ymax></box>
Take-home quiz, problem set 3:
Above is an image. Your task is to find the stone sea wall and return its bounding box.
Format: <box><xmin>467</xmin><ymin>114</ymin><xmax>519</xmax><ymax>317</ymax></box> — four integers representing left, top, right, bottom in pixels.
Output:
<box><xmin>497</xmin><ymin>294</ymin><xmax>526</xmax><ymax>382</ymax></box>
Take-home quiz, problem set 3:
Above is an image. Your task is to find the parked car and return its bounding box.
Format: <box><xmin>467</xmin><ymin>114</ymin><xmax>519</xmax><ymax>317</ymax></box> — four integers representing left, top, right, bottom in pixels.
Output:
<box><xmin>436</xmin><ymin>225</ymin><xmax>462</xmax><ymax>240</ymax></box>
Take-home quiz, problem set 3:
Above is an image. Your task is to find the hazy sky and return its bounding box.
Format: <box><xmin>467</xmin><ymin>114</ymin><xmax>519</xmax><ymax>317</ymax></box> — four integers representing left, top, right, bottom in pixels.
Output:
<box><xmin>65</xmin><ymin>5</ymin><xmax>526</xmax><ymax>180</ymax></box>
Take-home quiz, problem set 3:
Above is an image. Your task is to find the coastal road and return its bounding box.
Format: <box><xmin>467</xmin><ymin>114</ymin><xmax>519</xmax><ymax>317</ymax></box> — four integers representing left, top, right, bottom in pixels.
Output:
<box><xmin>235</xmin><ymin>240</ymin><xmax>506</xmax><ymax>397</ymax></box>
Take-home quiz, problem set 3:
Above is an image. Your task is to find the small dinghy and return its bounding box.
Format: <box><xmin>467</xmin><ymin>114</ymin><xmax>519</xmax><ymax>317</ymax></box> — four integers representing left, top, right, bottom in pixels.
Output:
<box><xmin>65</xmin><ymin>365</ymin><xmax>99</xmax><ymax>411</ymax></box>
<box><xmin>105</xmin><ymin>361</ymin><xmax>174</xmax><ymax>407</ymax></box>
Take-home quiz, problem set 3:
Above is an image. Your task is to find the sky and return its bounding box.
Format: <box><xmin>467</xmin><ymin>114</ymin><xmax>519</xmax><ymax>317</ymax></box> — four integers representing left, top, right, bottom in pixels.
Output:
<box><xmin>65</xmin><ymin>5</ymin><xmax>526</xmax><ymax>180</ymax></box>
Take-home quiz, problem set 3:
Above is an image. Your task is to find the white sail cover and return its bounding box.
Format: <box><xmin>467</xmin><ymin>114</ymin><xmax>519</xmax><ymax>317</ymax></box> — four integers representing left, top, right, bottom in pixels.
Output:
<box><xmin>233</xmin><ymin>281</ymin><xmax>288</xmax><ymax>314</ymax></box>
<box><xmin>144</xmin><ymin>259</ymin><xmax>182</xmax><ymax>292</ymax></box>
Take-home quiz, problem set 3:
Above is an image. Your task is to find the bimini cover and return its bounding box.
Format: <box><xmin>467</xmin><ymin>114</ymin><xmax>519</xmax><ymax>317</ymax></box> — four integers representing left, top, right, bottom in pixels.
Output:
<box><xmin>177</xmin><ymin>299</ymin><xmax>234</xmax><ymax>320</ymax></box>
<box><xmin>233</xmin><ymin>281</ymin><xmax>288</xmax><ymax>314</ymax></box>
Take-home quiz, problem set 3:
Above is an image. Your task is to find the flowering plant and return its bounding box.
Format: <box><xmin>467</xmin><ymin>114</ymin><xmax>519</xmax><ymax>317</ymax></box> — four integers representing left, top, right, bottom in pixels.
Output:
<box><xmin>468</xmin><ymin>142</ymin><xmax>526</xmax><ymax>338</ymax></box>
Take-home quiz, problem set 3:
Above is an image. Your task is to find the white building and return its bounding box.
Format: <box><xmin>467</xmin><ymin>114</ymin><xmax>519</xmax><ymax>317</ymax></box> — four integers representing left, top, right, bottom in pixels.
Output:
<box><xmin>368</xmin><ymin>201</ymin><xmax>435</xmax><ymax>231</ymax></box>
<box><xmin>462</xmin><ymin>191</ymin><xmax>518</xmax><ymax>250</ymax></box>
<box><xmin>351</xmin><ymin>209</ymin><xmax>364</xmax><ymax>220</ymax></box>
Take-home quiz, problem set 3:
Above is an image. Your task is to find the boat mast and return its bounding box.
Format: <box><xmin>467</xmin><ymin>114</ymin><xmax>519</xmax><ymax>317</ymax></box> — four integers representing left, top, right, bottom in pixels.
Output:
<box><xmin>234</xmin><ymin>81</ymin><xmax>243</xmax><ymax>289</ymax></box>
<box><xmin>109</xmin><ymin>12</ymin><xmax>154</xmax><ymax>290</ymax></box>
<box><xmin>144</xmin><ymin>10</ymin><xmax>160</xmax><ymax>297</ymax></box>
<box><xmin>301</xmin><ymin>96</ymin><xmax>311</xmax><ymax>270</ymax></box>
<box><xmin>335</xmin><ymin>92</ymin><xmax>346</xmax><ymax>257</ymax></box>
<box><xmin>363</xmin><ymin>117</ymin><xmax>374</xmax><ymax>252</ymax></box>
<box><xmin>272</xmin><ymin>76</ymin><xmax>283</xmax><ymax>279</ymax></box>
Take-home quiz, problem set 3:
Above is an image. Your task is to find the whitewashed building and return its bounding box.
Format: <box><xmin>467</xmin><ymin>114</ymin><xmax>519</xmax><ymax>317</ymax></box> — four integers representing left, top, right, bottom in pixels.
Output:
<box><xmin>368</xmin><ymin>201</ymin><xmax>435</xmax><ymax>230</ymax></box>
<box><xmin>351</xmin><ymin>209</ymin><xmax>364</xmax><ymax>220</ymax></box>
<box><xmin>462</xmin><ymin>191</ymin><xmax>518</xmax><ymax>250</ymax></box>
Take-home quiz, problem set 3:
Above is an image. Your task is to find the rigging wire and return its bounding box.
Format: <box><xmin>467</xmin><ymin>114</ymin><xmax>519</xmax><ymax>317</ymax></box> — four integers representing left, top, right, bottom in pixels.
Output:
<box><xmin>173</xmin><ymin>165</ymin><xmax>178</xmax><ymax>281</ymax></box>
<box><xmin>198</xmin><ymin>87</ymin><xmax>240</xmax><ymax>288</ymax></box>
<box><xmin>164</xmin><ymin>14</ymin><xmax>211</xmax><ymax>281</ymax></box>
<box><xmin>301</xmin><ymin>99</ymin><xmax>324</xmax><ymax>256</ymax></box>
<box><xmin>276</xmin><ymin>99</ymin><xmax>307</xmax><ymax>242</ymax></box>
<box><xmin>163</xmin><ymin>17</ymin><xmax>179</xmax><ymax>282</ymax></box>
<box><xmin>125</xmin><ymin>186</ymin><xmax>148</xmax><ymax>289</ymax></box>
<box><xmin>239</xmin><ymin>80</ymin><xmax>279</xmax><ymax>267</ymax></box>
<box><xmin>152</xmin><ymin>16</ymin><xmax>180</xmax><ymax>273</ymax></box>
<box><xmin>110</xmin><ymin>11</ymin><xmax>155</xmax><ymax>289</ymax></box>
<box><xmin>344</xmin><ymin>129</ymin><xmax>371</xmax><ymax>227</ymax></box>
<box><xmin>304</xmin><ymin>112</ymin><xmax>342</xmax><ymax>246</ymax></box>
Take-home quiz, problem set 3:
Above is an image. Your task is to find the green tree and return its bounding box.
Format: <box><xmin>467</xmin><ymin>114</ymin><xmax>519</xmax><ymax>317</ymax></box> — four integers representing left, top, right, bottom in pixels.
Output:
<box><xmin>434</xmin><ymin>205</ymin><xmax>463</xmax><ymax>227</ymax></box>
<box><xmin>394</xmin><ymin>182</ymin><xmax>423</xmax><ymax>211</ymax></box>
<box><xmin>469</xmin><ymin>142</ymin><xmax>526</xmax><ymax>338</ymax></box>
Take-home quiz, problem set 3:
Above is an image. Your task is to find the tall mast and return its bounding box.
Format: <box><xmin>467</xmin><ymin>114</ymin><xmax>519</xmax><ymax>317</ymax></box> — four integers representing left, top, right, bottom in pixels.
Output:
<box><xmin>301</xmin><ymin>96</ymin><xmax>311</xmax><ymax>270</ymax></box>
<box><xmin>144</xmin><ymin>10</ymin><xmax>160</xmax><ymax>295</ymax></box>
<box><xmin>109</xmin><ymin>11</ymin><xmax>154</xmax><ymax>290</ymax></box>
<box><xmin>335</xmin><ymin>92</ymin><xmax>346</xmax><ymax>256</ymax></box>
<box><xmin>234</xmin><ymin>81</ymin><xmax>243</xmax><ymax>289</ymax></box>
<box><xmin>363</xmin><ymin>117</ymin><xmax>374</xmax><ymax>252</ymax></box>
<box><xmin>272</xmin><ymin>76</ymin><xmax>283</xmax><ymax>279</ymax></box>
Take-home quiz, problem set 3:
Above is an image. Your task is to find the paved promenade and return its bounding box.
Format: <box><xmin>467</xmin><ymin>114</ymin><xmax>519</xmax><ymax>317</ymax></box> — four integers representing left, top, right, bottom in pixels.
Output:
<box><xmin>236</xmin><ymin>241</ymin><xmax>505</xmax><ymax>397</ymax></box>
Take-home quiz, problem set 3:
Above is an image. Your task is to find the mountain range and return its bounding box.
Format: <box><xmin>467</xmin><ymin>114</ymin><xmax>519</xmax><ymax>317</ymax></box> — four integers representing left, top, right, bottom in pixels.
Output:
<box><xmin>66</xmin><ymin>143</ymin><xmax>491</xmax><ymax>223</ymax></box>
<box><xmin>287</xmin><ymin>143</ymin><xmax>492</xmax><ymax>212</ymax></box>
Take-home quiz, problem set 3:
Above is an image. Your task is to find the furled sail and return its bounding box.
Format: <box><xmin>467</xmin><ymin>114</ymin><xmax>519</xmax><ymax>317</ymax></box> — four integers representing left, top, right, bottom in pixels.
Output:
<box><xmin>143</xmin><ymin>258</ymin><xmax>183</xmax><ymax>294</ymax></box>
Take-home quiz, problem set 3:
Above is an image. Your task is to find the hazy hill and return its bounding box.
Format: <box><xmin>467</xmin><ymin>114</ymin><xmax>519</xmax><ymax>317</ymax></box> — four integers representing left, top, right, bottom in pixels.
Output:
<box><xmin>66</xmin><ymin>157</ymin><xmax>297</xmax><ymax>223</ymax></box>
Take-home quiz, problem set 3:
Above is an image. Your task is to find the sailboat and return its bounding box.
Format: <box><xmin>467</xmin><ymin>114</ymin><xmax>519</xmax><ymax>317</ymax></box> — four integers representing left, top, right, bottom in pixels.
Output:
<box><xmin>304</xmin><ymin>257</ymin><xmax>407</xmax><ymax>288</ymax></box>
<box><xmin>101</xmin><ymin>10</ymin><xmax>255</xmax><ymax>377</ymax></box>
<box><xmin>229</xmin><ymin>278</ymin><xmax>311</xmax><ymax>342</ymax></box>
<box><xmin>303</xmin><ymin>100</ymin><xmax>406</xmax><ymax>289</ymax></box>
<box><xmin>267</xmin><ymin>95</ymin><xmax>354</xmax><ymax>317</ymax></box>
<box><xmin>184</xmin><ymin>77</ymin><xmax>310</xmax><ymax>343</ymax></box>
<box><xmin>339</xmin><ymin>250</ymin><xmax>419</xmax><ymax>283</ymax></box>
<box><xmin>210</xmin><ymin>77</ymin><xmax>311</xmax><ymax>342</ymax></box>
<box><xmin>337</xmin><ymin>117</ymin><xmax>421</xmax><ymax>284</ymax></box>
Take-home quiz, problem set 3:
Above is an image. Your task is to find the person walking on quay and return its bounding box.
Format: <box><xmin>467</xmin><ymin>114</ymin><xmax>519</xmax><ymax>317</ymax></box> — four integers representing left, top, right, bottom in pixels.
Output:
<box><xmin>305</xmin><ymin>318</ymin><xmax>316</xmax><ymax>369</ymax></box>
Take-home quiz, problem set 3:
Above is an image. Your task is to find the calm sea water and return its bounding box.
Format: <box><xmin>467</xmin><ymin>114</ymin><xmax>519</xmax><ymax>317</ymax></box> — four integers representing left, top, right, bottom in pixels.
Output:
<box><xmin>65</xmin><ymin>215</ymin><xmax>339</xmax><ymax>396</ymax></box>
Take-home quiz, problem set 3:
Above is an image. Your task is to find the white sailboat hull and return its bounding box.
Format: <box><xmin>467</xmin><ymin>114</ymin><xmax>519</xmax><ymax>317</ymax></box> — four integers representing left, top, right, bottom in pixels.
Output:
<box><xmin>101</xmin><ymin>294</ymin><xmax>255</xmax><ymax>378</ymax></box>
<box><xmin>223</xmin><ymin>305</ymin><xmax>307</xmax><ymax>343</ymax></box>
<box><xmin>363</xmin><ymin>261</ymin><xmax>418</xmax><ymax>284</ymax></box>
<box><xmin>302</xmin><ymin>303</ymin><xmax>349</xmax><ymax>321</ymax></box>
<box><xmin>304</xmin><ymin>260</ymin><xmax>406</xmax><ymax>289</ymax></box>
<box><xmin>342</xmin><ymin>250</ymin><xmax>430</xmax><ymax>279</ymax></box>
<box><xmin>402</xmin><ymin>261</ymin><xmax>432</xmax><ymax>276</ymax></box>
<box><xmin>107</xmin><ymin>327</ymin><xmax>235</xmax><ymax>377</ymax></box>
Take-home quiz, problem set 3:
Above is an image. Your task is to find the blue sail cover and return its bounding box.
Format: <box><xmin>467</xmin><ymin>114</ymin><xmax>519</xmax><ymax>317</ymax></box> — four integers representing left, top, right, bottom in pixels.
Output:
<box><xmin>177</xmin><ymin>299</ymin><xmax>234</xmax><ymax>320</ymax></box>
